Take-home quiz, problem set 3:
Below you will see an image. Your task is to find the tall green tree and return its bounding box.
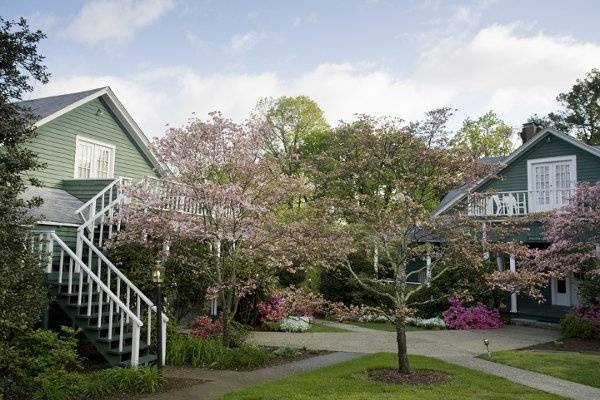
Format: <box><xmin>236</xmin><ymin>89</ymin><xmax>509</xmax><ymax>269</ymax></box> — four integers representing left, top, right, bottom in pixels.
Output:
<box><xmin>0</xmin><ymin>17</ymin><xmax>49</xmax><ymax>342</ymax></box>
<box><xmin>255</xmin><ymin>96</ymin><xmax>329</xmax><ymax>177</ymax></box>
<box><xmin>451</xmin><ymin>111</ymin><xmax>513</xmax><ymax>157</ymax></box>
<box><xmin>303</xmin><ymin>116</ymin><xmax>493</xmax><ymax>374</ymax></box>
<box><xmin>536</xmin><ymin>69</ymin><xmax>600</xmax><ymax>145</ymax></box>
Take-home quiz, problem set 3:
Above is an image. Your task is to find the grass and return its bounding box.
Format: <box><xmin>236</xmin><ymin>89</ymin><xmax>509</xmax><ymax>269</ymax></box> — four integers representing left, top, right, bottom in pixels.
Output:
<box><xmin>350</xmin><ymin>321</ymin><xmax>425</xmax><ymax>332</ymax></box>
<box><xmin>219</xmin><ymin>353</ymin><xmax>565</xmax><ymax>400</ymax></box>
<box><xmin>308</xmin><ymin>323</ymin><xmax>350</xmax><ymax>333</ymax></box>
<box><xmin>485</xmin><ymin>350</ymin><xmax>600</xmax><ymax>388</ymax></box>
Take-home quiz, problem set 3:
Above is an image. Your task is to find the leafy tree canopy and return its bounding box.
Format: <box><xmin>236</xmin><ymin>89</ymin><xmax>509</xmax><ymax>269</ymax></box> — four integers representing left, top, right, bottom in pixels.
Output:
<box><xmin>450</xmin><ymin>110</ymin><xmax>513</xmax><ymax>157</ymax></box>
<box><xmin>255</xmin><ymin>95</ymin><xmax>329</xmax><ymax>177</ymax></box>
<box><xmin>533</xmin><ymin>69</ymin><xmax>600</xmax><ymax>145</ymax></box>
<box><xmin>0</xmin><ymin>17</ymin><xmax>49</xmax><ymax>341</ymax></box>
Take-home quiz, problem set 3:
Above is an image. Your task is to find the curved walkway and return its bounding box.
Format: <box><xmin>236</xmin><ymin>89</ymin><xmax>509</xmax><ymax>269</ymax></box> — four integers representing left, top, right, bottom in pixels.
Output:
<box><xmin>142</xmin><ymin>352</ymin><xmax>362</xmax><ymax>400</ymax></box>
<box><xmin>249</xmin><ymin>322</ymin><xmax>600</xmax><ymax>400</ymax></box>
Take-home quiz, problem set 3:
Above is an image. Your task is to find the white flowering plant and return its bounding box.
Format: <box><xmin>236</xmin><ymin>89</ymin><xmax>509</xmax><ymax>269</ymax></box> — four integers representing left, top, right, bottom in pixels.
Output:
<box><xmin>280</xmin><ymin>316</ymin><xmax>310</xmax><ymax>332</ymax></box>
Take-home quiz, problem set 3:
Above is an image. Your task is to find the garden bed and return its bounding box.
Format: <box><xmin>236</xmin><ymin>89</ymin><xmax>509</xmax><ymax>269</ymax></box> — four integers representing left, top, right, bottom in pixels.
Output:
<box><xmin>167</xmin><ymin>333</ymin><xmax>328</xmax><ymax>371</ymax></box>
<box><xmin>106</xmin><ymin>377</ymin><xmax>207</xmax><ymax>400</ymax></box>
<box><xmin>522</xmin><ymin>338</ymin><xmax>600</xmax><ymax>355</ymax></box>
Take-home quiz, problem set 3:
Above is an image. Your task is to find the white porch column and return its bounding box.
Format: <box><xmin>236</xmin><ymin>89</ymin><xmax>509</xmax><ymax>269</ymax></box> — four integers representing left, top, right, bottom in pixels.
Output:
<box><xmin>482</xmin><ymin>223</ymin><xmax>490</xmax><ymax>260</ymax></box>
<box><xmin>509</xmin><ymin>254</ymin><xmax>517</xmax><ymax>313</ymax></box>
<box><xmin>425</xmin><ymin>253</ymin><xmax>432</xmax><ymax>287</ymax></box>
<box><xmin>496</xmin><ymin>254</ymin><xmax>504</xmax><ymax>271</ymax></box>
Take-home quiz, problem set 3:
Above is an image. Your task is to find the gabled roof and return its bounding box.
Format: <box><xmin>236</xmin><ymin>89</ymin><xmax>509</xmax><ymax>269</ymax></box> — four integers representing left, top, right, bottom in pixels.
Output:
<box><xmin>432</xmin><ymin>128</ymin><xmax>600</xmax><ymax>216</ymax></box>
<box><xmin>15</xmin><ymin>88</ymin><xmax>106</xmax><ymax>122</ymax></box>
<box><xmin>15</xmin><ymin>87</ymin><xmax>163</xmax><ymax>174</ymax></box>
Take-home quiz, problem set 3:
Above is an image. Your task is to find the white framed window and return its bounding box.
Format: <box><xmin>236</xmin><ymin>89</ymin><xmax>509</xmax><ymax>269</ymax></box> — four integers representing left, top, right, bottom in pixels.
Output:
<box><xmin>527</xmin><ymin>155</ymin><xmax>577</xmax><ymax>212</ymax></box>
<box><xmin>74</xmin><ymin>136</ymin><xmax>115</xmax><ymax>179</ymax></box>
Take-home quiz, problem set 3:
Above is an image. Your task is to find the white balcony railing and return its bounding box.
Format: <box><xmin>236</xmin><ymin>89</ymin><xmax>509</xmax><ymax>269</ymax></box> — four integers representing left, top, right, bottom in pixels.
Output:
<box><xmin>468</xmin><ymin>189</ymin><xmax>574</xmax><ymax>217</ymax></box>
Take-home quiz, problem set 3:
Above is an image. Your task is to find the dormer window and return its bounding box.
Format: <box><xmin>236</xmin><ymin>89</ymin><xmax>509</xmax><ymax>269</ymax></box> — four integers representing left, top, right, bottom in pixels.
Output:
<box><xmin>74</xmin><ymin>136</ymin><xmax>115</xmax><ymax>179</ymax></box>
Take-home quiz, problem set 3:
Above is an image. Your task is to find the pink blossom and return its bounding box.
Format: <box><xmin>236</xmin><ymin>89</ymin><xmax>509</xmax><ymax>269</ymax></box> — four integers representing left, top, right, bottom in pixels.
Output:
<box><xmin>442</xmin><ymin>298</ymin><xmax>502</xmax><ymax>330</ymax></box>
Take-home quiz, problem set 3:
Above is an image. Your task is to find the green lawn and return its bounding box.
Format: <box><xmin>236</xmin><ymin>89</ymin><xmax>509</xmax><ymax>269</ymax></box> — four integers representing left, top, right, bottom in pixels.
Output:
<box><xmin>308</xmin><ymin>323</ymin><xmax>350</xmax><ymax>333</ymax></box>
<box><xmin>350</xmin><ymin>321</ymin><xmax>424</xmax><ymax>332</ymax></box>
<box><xmin>487</xmin><ymin>350</ymin><xmax>600</xmax><ymax>388</ymax></box>
<box><xmin>219</xmin><ymin>353</ymin><xmax>565</xmax><ymax>400</ymax></box>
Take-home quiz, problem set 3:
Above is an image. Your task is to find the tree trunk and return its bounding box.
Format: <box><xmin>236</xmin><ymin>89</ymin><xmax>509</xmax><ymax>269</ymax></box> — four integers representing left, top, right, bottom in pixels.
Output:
<box><xmin>221</xmin><ymin>298</ymin><xmax>230</xmax><ymax>347</ymax></box>
<box><xmin>395</xmin><ymin>317</ymin><xmax>410</xmax><ymax>374</ymax></box>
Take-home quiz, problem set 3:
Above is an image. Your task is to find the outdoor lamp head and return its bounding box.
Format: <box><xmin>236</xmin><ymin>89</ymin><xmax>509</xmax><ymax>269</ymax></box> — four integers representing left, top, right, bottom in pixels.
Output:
<box><xmin>152</xmin><ymin>263</ymin><xmax>165</xmax><ymax>283</ymax></box>
<box><xmin>483</xmin><ymin>339</ymin><xmax>489</xmax><ymax>346</ymax></box>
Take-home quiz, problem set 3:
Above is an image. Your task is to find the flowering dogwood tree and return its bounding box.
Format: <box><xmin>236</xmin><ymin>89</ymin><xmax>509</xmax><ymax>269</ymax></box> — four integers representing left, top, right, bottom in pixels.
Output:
<box><xmin>304</xmin><ymin>116</ymin><xmax>494</xmax><ymax>374</ymax></box>
<box><xmin>487</xmin><ymin>183</ymin><xmax>600</xmax><ymax>305</ymax></box>
<box><xmin>116</xmin><ymin>112</ymin><xmax>308</xmax><ymax>346</ymax></box>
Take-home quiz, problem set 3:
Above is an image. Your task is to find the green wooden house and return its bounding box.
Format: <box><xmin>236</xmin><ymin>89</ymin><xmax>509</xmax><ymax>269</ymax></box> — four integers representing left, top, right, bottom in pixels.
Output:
<box><xmin>18</xmin><ymin>87</ymin><xmax>168</xmax><ymax>367</ymax></box>
<box><xmin>433</xmin><ymin>123</ymin><xmax>600</xmax><ymax>322</ymax></box>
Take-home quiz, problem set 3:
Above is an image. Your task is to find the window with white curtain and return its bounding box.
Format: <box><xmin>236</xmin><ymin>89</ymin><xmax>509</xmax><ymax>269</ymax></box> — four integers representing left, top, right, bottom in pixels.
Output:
<box><xmin>74</xmin><ymin>136</ymin><xmax>115</xmax><ymax>179</ymax></box>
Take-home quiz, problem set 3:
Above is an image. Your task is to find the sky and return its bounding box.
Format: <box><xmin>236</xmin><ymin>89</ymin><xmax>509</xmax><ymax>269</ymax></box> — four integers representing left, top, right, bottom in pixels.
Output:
<box><xmin>3</xmin><ymin>0</ymin><xmax>600</xmax><ymax>139</ymax></box>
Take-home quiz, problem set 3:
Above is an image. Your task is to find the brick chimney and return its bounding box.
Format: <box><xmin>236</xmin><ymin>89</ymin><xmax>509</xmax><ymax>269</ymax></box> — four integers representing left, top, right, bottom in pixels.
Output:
<box><xmin>520</xmin><ymin>122</ymin><xmax>544</xmax><ymax>144</ymax></box>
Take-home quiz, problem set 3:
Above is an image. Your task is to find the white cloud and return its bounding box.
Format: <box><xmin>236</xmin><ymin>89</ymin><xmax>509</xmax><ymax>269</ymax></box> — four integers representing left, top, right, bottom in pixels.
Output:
<box><xmin>32</xmin><ymin>24</ymin><xmax>600</xmax><ymax>139</ymax></box>
<box><xmin>229</xmin><ymin>32</ymin><xmax>266</xmax><ymax>53</ymax></box>
<box><xmin>66</xmin><ymin>0</ymin><xmax>174</xmax><ymax>45</ymax></box>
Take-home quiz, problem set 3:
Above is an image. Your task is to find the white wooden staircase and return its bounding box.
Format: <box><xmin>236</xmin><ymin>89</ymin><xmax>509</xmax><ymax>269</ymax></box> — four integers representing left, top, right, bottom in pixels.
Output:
<box><xmin>34</xmin><ymin>178</ymin><xmax>168</xmax><ymax>367</ymax></box>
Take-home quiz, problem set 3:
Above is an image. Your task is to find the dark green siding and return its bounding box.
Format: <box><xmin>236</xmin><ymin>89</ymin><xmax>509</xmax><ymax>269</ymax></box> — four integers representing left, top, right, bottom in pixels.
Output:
<box><xmin>479</xmin><ymin>134</ymin><xmax>600</xmax><ymax>192</ymax></box>
<box><xmin>26</xmin><ymin>98</ymin><xmax>158</xmax><ymax>189</ymax></box>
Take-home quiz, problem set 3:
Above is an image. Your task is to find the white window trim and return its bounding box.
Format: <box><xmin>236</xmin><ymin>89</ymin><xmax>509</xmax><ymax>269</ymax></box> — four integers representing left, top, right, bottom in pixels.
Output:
<box><xmin>74</xmin><ymin>135</ymin><xmax>116</xmax><ymax>179</ymax></box>
<box><xmin>526</xmin><ymin>155</ymin><xmax>577</xmax><ymax>191</ymax></box>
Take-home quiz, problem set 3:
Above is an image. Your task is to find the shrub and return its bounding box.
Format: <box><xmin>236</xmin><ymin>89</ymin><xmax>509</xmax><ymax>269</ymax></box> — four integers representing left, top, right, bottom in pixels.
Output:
<box><xmin>256</xmin><ymin>292</ymin><xmax>286</xmax><ymax>322</ymax></box>
<box><xmin>0</xmin><ymin>327</ymin><xmax>163</xmax><ymax>400</ymax></box>
<box><xmin>560</xmin><ymin>315</ymin><xmax>598</xmax><ymax>339</ymax></box>
<box><xmin>0</xmin><ymin>327</ymin><xmax>82</xmax><ymax>399</ymax></box>
<box><xmin>34</xmin><ymin>365</ymin><xmax>163</xmax><ymax>400</ymax></box>
<box><xmin>280</xmin><ymin>316</ymin><xmax>310</xmax><ymax>332</ymax></box>
<box><xmin>190</xmin><ymin>315</ymin><xmax>223</xmax><ymax>337</ymax></box>
<box><xmin>187</xmin><ymin>315</ymin><xmax>248</xmax><ymax>347</ymax></box>
<box><xmin>560</xmin><ymin>303</ymin><xmax>600</xmax><ymax>339</ymax></box>
<box><xmin>167</xmin><ymin>334</ymin><xmax>272</xmax><ymax>370</ymax></box>
<box><xmin>442</xmin><ymin>298</ymin><xmax>502</xmax><ymax>330</ymax></box>
<box><xmin>406</xmin><ymin>317</ymin><xmax>446</xmax><ymax>329</ymax></box>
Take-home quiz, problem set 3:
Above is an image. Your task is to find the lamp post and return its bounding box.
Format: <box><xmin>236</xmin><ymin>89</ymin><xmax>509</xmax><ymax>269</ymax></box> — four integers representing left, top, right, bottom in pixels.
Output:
<box><xmin>152</xmin><ymin>261</ymin><xmax>165</xmax><ymax>370</ymax></box>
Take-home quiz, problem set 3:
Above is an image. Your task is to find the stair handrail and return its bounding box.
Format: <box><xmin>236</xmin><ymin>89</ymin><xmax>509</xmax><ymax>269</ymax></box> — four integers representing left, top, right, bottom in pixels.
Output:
<box><xmin>75</xmin><ymin>177</ymin><xmax>123</xmax><ymax>218</ymax></box>
<box><xmin>49</xmin><ymin>231</ymin><xmax>143</xmax><ymax>326</ymax></box>
<box><xmin>77</xmin><ymin>195</ymin><xmax>123</xmax><ymax>233</ymax></box>
<box><xmin>79</xmin><ymin>232</ymin><xmax>169</xmax><ymax>323</ymax></box>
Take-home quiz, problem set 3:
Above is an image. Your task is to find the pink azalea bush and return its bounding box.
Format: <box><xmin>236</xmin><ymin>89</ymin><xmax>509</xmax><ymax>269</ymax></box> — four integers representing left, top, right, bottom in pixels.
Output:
<box><xmin>256</xmin><ymin>293</ymin><xmax>286</xmax><ymax>322</ymax></box>
<box><xmin>190</xmin><ymin>315</ymin><xmax>223</xmax><ymax>337</ymax></box>
<box><xmin>569</xmin><ymin>299</ymin><xmax>600</xmax><ymax>324</ymax></box>
<box><xmin>442</xmin><ymin>298</ymin><xmax>502</xmax><ymax>330</ymax></box>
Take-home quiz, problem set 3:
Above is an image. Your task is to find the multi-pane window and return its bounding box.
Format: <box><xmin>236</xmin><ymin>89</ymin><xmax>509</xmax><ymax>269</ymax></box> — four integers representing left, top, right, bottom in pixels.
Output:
<box><xmin>74</xmin><ymin>137</ymin><xmax>115</xmax><ymax>179</ymax></box>
<box><xmin>534</xmin><ymin>165</ymin><xmax>550</xmax><ymax>205</ymax></box>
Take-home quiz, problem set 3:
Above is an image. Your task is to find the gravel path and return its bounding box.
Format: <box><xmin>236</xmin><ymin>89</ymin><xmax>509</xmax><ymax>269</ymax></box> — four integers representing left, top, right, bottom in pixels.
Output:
<box><xmin>249</xmin><ymin>323</ymin><xmax>600</xmax><ymax>400</ymax></box>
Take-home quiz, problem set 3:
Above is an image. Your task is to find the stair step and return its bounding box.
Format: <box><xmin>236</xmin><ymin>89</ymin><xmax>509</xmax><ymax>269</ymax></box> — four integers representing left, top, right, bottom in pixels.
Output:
<box><xmin>67</xmin><ymin>300</ymin><xmax>111</xmax><ymax>308</ymax></box>
<box><xmin>107</xmin><ymin>343</ymin><xmax>148</xmax><ymax>356</ymax></box>
<box><xmin>76</xmin><ymin>310</ymin><xmax>121</xmax><ymax>322</ymax></box>
<box><xmin>120</xmin><ymin>354</ymin><xmax>157</xmax><ymax>367</ymax></box>
<box><xmin>97</xmin><ymin>332</ymin><xmax>133</xmax><ymax>344</ymax></box>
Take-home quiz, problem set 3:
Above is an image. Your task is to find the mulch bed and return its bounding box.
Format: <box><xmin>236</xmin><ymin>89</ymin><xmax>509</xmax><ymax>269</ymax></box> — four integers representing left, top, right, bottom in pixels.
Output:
<box><xmin>367</xmin><ymin>368</ymin><xmax>451</xmax><ymax>386</ymax></box>
<box><xmin>523</xmin><ymin>338</ymin><xmax>600</xmax><ymax>355</ymax></box>
<box><xmin>107</xmin><ymin>377</ymin><xmax>207</xmax><ymax>400</ymax></box>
